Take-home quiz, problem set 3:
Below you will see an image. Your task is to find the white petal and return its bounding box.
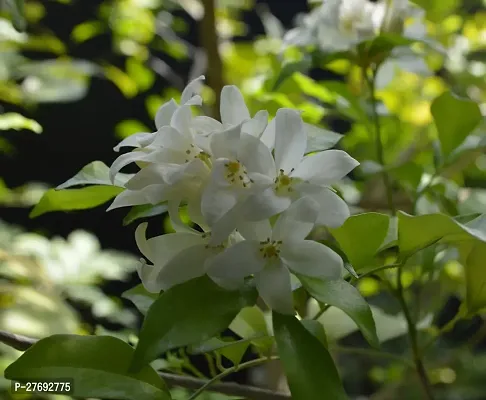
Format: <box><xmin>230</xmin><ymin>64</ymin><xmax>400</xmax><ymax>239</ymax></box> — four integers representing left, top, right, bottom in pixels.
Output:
<box><xmin>255</xmin><ymin>261</ymin><xmax>294</xmax><ymax>315</ymax></box>
<box><xmin>207</xmin><ymin>240</ymin><xmax>265</xmax><ymax>286</ymax></box>
<box><xmin>280</xmin><ymin>240</ymin><xmax>343</xmax><ymax>280</ymax></box>
<box><xmin>242</xmin><ymin>110</ymin><xmax>269</xmax><ymax>137</ymax></box>
<box><xmin>113</xmin><ymin>132</ymin><xmax>153</xmax><ymax>152</ymax></box>
<box><xmin>149</xmin><ymin>126</ymin><xmax>191</xmax><ymax>151</ymax></box>
<box><xmin>156</xmin><ymin>243</ymin><xmax>214</xmax><ymax>290</ymax></box>
<box><xmin>274</xmin><ymin>109</ymin><xmax>306</xmax><ymax>173</ymax></box>
<box><xmin>192</xmin><ymin>116</ymin><xmax>223</xmax><ymax>136</ymax></box>
<box><xmin>181</xmin><ymin>75</ymin><xmax>205</xmax><ymax>105</ymax></box>
<box><xmin>135</xmin><ymin>222</ymin><xmax>153</xmax><ymax>260</ymax></box>
<box><xmin>109</xmin><ymin>151</ymin><xmax>148</xmax><ymax>183</ymax></box>
<box><xmin>170</xmin><ymin>105</ymin><xmax>193</xmax><ymax>138</ymax></box>
<box><xmin>237</xmin><ymin>133</ymin><xmax>276</xmax><ymax>177</ymax></box>
<box><xmin>242</xmin><ymin>188</ymin><xmax>292</xmax><ymax>222</ymax></box>
<box><xmin>168</xmin><ymin>199</ymin><xmax>199</xmax><ymax>234</ymax></box>
<box><xmin>220</xmin><ymin>85</ymin><xmax>250</xmax><ymax>126</ymax></box>
<box><xmin>207</xmin><ymin>201</ymin><xmax>245</xmax><ymax>245</ymax></box>
<box><xmin>292</xmin><ymin>150</ymin><xmax>360</xmax><ymax>185</ymax></box>
<box><xmin>310</xmin><ymin>187</ymin><xmax>350</xmax><ymax>228</ymax></box>
<box><xmin>272</xmin><ymin>196</ymin><xmax>319</xmax><ymax>242</ymax></box>
<box><xmin>236</xmin><ymin>220</ymin><xmax>272</xmax><ymax>241</ymax></box>
<box><xmin>184</xmin><ymin>95</ymin><xmax>202</xmax><ymax>106</ymax></box>
<box><xmin>209</xmin><ymin>124</ymin><xmax>242</xmax><ymax>160</ymax></box>
<box><xmin>201</xmin><ymin>183</ymin><xmax>239</xmax><ymax>226</ymax></box>
<box><xmin>106</xmin><ymin>189</ymin><xmax>149</xmax><ymax>211</ymax></box>
<box><xmin>260</xmin><ymin>117</ymin><xmax>276</xmax><ymax>149</ymax></box>
<box><xmin>155</xmin><ymin>99</ymin><xmax>178</xmax><ymax>129</ymax></box>
<box><xmin>125</xmin><ymin>164</ymin><xmax>166</xmax><ymax>190</ymax></box>
<box><xmin>150</xmin><ymin>232</ymin><xmax>206</xmax><ymax>266</ymax></box>
<box><xmin>136</xmin><ymin>260</ymin><xmax>161</xmax><ymax>293</ymax></box>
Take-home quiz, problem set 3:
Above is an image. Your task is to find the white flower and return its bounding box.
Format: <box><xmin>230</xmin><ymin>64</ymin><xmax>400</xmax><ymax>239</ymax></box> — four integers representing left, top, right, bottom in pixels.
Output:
<box><xmin>135</xmin><ymin>222</ymin><xmax>244</xmax><ymax>293</ymax></box>
<box><xmin>209</xmin><ymin>108</ymin><xmax>359</xmax><ymax>243</ymax></box>
<box><xmin>208</xmin><ymin>197</ymin><xmax>344</xmax><ymax>314</ymax></box>
<box><xmin>200</xmin><ymin>122</ymin><xmax>276</xmax><ymax>238</ymax></box>
<box><xmin>113</xmin><ymin>75</ymin><xmax>206</xmax><ymax>152</ymax></box>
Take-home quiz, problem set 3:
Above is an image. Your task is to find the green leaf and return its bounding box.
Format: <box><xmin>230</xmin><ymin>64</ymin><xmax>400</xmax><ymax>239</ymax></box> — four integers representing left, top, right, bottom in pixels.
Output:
<box><xmin>330</xmin><ymin>213</ymin><xmax>390</xmax><ymax>270</ymax></box>
<box><xmin>188</xmin><ymin>337</ymin><xmax>250</xmax><ymax>367</ymax></box>
<box><xmin>300</xmin><ymin>319</ymin><xmax>328</xmax><ymax>348</ymax></box>
<box><xmin>131</xmin><ymin>276</ymin><xmax>257</xmax><ymax>371</ymax></box>
<box><xmin>122</xmin><ymin>284</ymin><xmax>159</xmax><ymax>315</ymax></box>
<box><xmin>123</xmin><ymin>204</ymin><xmax>168</xmax><ymax>226</ymax></box>
<box><xmin>5</xmin><ymin>0</ymin><xmax>26</xmax><ymax>31</ymax></box>
<box><xmin>115</xmin><ymin>120</ymin><xmax>152</xmax><ymax>140</ymax></box>
<box><xmin>30</xmin><ymin>186</ymin><xmax>123</xmax><ymax>218</ymax></box>
<box><xmin>4</xmin><ymin>335</ymin><xmax>170</xmax><ymax>400</ymax></box>
<box><xmin>271</xmin><ymin>56</ymin><xmax>312</xmax><ymax>91</ymax></box>
<box><xmin>397</xmin><ymin>212</ymin><xmax>486</xmax><ymax>256</ymax></box>
<box><xmin>460</xmin><ymin>242</ymin><xmax>486</xmax><ymax>314</ymax></box>
<box><xmin>57</xmin><ymin>161</ymin><xmax>132</xmax><ymax>189</ymax></box>
<box><xmin>273</xmin><ymin>312</ymin><xmax>348</xmax><ymax>400</ymax></box>
<box><xmin>0</xmin><ymin>113</ymin><xmax>42</xmax><ymax>133</ymax></box>
<box><xmin>358</xmin><ymin>34</ymin><xmax>415</xmax><ymax>62</ymax></box>
<box><xmin>229</xmin><ymin>306</ymin><xmax>273</xmax><ymax>353</ymax></box>
<box><xmin>431</xmin><ymin>91</ymin><xmax>482</xmax><ymax>157</ymax></box>
<box><xmin>300</xmin><ymin>278</ymin><xmax>379</xmax><ymax>348</ymax></box>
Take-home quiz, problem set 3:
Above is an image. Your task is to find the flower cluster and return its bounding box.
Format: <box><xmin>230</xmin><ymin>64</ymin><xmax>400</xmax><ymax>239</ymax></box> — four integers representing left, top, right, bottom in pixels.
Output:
<box><xmin>284</xmin><ymin>0</ymin><xmax>411</xmax><ymax>52</ymax></box>
<box><xmin>108</xmin><ymin>76</ymin><xmax>359</xmax><ymax>314</ymax></box>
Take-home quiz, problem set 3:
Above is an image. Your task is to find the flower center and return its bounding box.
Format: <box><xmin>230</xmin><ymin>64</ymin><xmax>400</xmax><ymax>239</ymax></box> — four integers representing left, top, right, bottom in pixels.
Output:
<box><xmin>224</xmin><ymin>160</ymin><xmax>253</xmax><ymax>188</ymax></box>
<box><xmin>274</xmin><ymin>169</ymin><xmax>294</xmax><ymax>194</ymax></box>
<box><xmin>259</xmin><ymin>238</ymin><xmax>282</xmax><ymax>259</ymax></box>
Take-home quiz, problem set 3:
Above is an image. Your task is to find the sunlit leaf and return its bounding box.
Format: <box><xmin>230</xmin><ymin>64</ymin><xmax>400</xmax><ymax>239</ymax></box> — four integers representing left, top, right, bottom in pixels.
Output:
<box><xmin>30</xmin><ymin>186</ymin><xmax>123</xmax><ymax>218</ymax></box>
<box><xmin>0</xmin><ymin>112</ymin><xmax>42</xmax><ymax>133</ymax></box>
<box><xmin>57</xmin><ymin>161</ymin><xmax>133</xmax><ymax>189</ymax></box>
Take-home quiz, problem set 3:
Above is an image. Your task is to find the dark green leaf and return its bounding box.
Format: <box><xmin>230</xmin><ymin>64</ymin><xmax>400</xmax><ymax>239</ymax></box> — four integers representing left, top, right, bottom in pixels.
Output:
<box><xmin>122</xmin><ymin>284</ymin><xmax>159</xmax><ymax>315</ymax></box>
<box><xmin>300</xmin><ymin>320</ymin><xmax>328</xmax><ymax>348</ymax></box>
<box><xmin>30</xmin><ymin>186</ymin><xmax>123</xmax><ymax>218</ymax></box>
<box><xmin>188</xmin><ymin>337</ymin><xmax>250</xmax><ymax>367</ymax></box>
<box><xmin>330</xmin><ymin>213</ymin><xmax>390</xmax><ymax>270</ymax></box>
<box><xmin>431</xmin><ymin>91</ymin><xmax>482</xmax><ymax>157</ymax></box>
<box><xmin>4</xmin><ymin>335</ymin><xmax>170</xmax><ymax>400</ymax></box>
<box><xmin>131</xmin><ymin>276</ymin><xmax>257</xmax><ymax>371</ymax></box>
<box><xmin>459</xmin><ymin>242</ymin><xmax>486</xmax><ymax>314</ymax></box>
<box><xmin>300</xmin><ymin>278</ymin><xmax>379</xmax><ymax>348</ymax></box>
<box><xmin>273</xmin><ymin>312</ymin><xmax>348</xmax><ymax>400</ymax></box>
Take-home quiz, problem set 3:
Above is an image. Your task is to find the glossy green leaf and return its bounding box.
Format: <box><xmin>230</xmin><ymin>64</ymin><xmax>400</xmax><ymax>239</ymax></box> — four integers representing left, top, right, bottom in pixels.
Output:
<box><xmin>30</xmin><ymin>186</ymin><xmax>123</xmax><ymax>218</ymax></box>
<box><xmin>131</xmin><ymin>276</ymin><xmax>257</xmax><ymax>371</ymax></box>
<box><xmin>122</xmin><ymin>284</ymin><xmax>159</xmax><ymax>315</ymax></box>
<box><xmin>0</xmin><ymin>113</ymin><xmax>42</xmax><ymax>133</ymax></box>
<box><xmin>273</xmin><ymin>312</ymin><xmax>348</xmax><ymax>400</ymax></box>
<box><xmin>431</xmin><ymin>91</ymin><xmax>482</xmax><ymax>157</ymax></box>
<box><xmin>123</xmin><ymin>204</ymin><xmax>168</xmax><ymax>226</ymax></box>
<box><xmin>397</xmin><ymin>212</ymin><xmax>486</xmax><ymax>256</ymax></box>
<box><xmin>300</xmin><ymin>319</ymin><xmax>328</xmax><ymax>348</ymax></box>
<box><xmin>188</xmin><ymin>337</ymin><xmax>250</xmax><ymax>367</ymax></box>
<box><xmin>4</xmin><ymin>335</ymin><xmax>170</xmax><ymax>400</ymax></box>
<box><xmin>57</xmin><ymin>161</ymin><xmax>132</xmax><ymax>189</ymax></box>
<box><xmin>300</xmin><ymin>277</ymin><xmax>379</xmax><ymax>348</ymax></box>
<box><xmin>330</xmin><ymin>213</ymin><xmax>390</xmax><ymax>270</ymax></box>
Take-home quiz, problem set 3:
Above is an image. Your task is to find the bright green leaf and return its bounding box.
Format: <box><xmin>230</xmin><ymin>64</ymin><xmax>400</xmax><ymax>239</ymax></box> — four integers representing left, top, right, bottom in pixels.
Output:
<box><xmin>4</xmin><ymin>335</ymin><xmax>170</xmax><ymax>400</ymax></box>
<box><xmin>131</xmin><ymin>276</ymin><xmax>257</xmax><ymax>371</ymax></box>
<box><xmin>271</xmin><ymin>56</ymin><xmax>312</xmax><ymax>91</ymax></box>
<box><xmin>104</xmin><ymin>65</ymin><xmax>138</xmax><ymax>98</ymax></box>
<box><xmin>30</xmin><ymin>186</ymin><xmax>123</xmax><ymax>218</ymax></box>
<box><xmin>397</xmin><ymin>212</ymin><xmax>486</xmax><ymax>256</ymax></box>
<box><xmin>122</xmin><ymin>284</ymin><xmax>159</xmax><ymax>316</ymax></box>
<box><xmin>431</xmin><ymin>91</ymin><xmax>482</xmax><ymax>157</ymax></box>
<box><xmin>300</xmin><ymin>277</ymin><xmax>379</xmax><ymax>348</ymax></box>
<box><xmin>273</xmin><ymin>312</ymin><xmax>348</xmax><ymax>400</ymax></box>
<box><xmin>126</xmin><ymin>59</ymin><xmax>155</xmax><ymax>92</ymax></box>
<box><xmin>229</xmin><ymin>306</ymin><xmax>273</xmax><ymax>353</ymax></box>
<box><xmin>57</xmin><ymin>161</ymin><xmax>132</xmax><ymax>189</ymax></box>
<box><xmin>0</xmin><ymin>112</ymin><xmax>42</xmax><ymax>133</ymax></box>
<box><xmin>71</xmin><ymin>21</ymin><xmax>105</xmax><ymax>43</ymax></box>
<box><xmin>330</xmin><ymin>213</ymin><xmax>390</xmax><ymax>270</ymax></box>
<box><xmin>116</xmin><ymin>120</ymin><xmax>152</xmax><ymax>140</ymax></box>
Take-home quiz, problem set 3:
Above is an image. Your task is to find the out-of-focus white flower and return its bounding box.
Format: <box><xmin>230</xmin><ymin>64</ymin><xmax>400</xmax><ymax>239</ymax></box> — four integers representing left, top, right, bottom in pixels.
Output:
<box><xmin>208</xmin><ymin>197</ymin><xmax>344</xmax><ymax>314</ymax></box>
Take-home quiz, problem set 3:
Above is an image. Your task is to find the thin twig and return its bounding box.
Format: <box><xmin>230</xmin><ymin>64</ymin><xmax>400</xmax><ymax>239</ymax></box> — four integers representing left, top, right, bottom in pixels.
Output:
<box><xmin>0</xmin><ymin>330</ymin><xmax>289</xmax><ymax>400</ymax></box>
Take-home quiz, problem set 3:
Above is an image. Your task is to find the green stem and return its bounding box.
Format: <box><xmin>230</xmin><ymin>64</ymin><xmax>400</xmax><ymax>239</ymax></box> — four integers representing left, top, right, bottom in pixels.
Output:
<box><xmin>421</xmin><ymin>309</ymin><xmax>463</xmax><ymax>354</ymax></box>
<box><xmin>332</xmin><ymin>345</ymin><xmax>413</xmax><ymax>366</ymax></box>
<box><xmin>187</xmin><ymin>356</ymin><xmax>279</xmax><ymax>400</ymax></box>
<box><xmin>395</xmin><ymin>264</ymin><xmax>435</xmax><ymax>400</ymax></box>
<box><xmin>312</xmin><ymin>304</ymin><xmax>331</xmax><ymax>320</ymax></box>
<box><xmin>366</xmin><ymin>67</ymin><xmax>396</xmax><ymax>216</ymax></box>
